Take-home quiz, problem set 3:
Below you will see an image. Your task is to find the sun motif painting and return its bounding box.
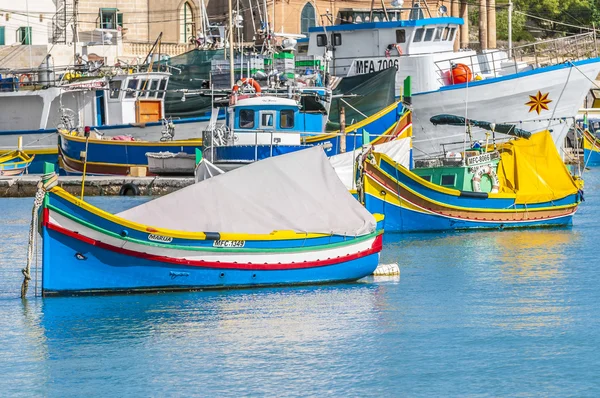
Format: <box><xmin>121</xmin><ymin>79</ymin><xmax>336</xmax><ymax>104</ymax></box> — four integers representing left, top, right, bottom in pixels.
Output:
<box><xmin>526</xmin><ymin>91</ymin><xmax>552</xmax><ymax>115</ymax></box>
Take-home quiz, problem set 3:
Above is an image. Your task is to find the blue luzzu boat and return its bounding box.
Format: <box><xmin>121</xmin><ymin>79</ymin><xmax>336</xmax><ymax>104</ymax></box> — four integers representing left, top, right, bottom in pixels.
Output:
<box><xmin>58</xmin><ymin>128</ymin><xmax>203</xmax><ymax>175</ymax></box>
<box><xmin>202</xmin><ymin>92</ymin><xmax>410</xmax><ymax>171</ymax></box>
<box><xmin>355</xmin><ymin>123</ymin><xmax>583</xmax><ymax>232</ymax></box>
<box><xmin>34</xmin><ymin>146</ymin><xmax>383</xmax><ymax>296</ymax></box>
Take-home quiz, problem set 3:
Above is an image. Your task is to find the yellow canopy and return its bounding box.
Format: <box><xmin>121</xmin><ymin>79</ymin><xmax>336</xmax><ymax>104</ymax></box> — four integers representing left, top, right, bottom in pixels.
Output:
<box><xmin>496</xmin><ymin>131</ymin><xmax>579</xmax><ymax>204</ymax></box>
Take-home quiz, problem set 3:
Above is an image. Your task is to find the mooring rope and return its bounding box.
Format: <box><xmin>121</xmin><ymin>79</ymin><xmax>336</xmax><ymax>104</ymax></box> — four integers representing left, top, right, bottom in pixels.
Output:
<box><xmin>21</xmin><ymin>171</ymin><xmax>58</xmax><ymax>299</ymax></box>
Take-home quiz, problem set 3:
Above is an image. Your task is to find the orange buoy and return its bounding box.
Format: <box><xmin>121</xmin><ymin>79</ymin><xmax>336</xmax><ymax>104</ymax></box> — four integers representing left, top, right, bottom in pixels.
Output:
<box><xmin>445</xmin><ymin>63</ymin><xmax>472</xmax><ymax>85</ymax></box>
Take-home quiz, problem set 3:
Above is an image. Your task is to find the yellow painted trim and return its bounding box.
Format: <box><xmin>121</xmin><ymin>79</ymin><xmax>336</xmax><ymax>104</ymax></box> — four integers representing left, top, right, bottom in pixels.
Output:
<box><xmin>60</xmin><ymin>131</ymin><xmax>203</xmax><ymax>147</ymax></box>
<box><xmin>364</xmin><ymin>167</ymin><xmax>578</xmax><ymax>214</ymax></box>
<box><xmin>51</xmin><ymin>187</ymin><xmax>339</xmax><ymax>241</ymax></box>
<box><xmin>24</xmin><ymin>148</ymin><xmax>58</xmax><ymax>156</ymax></box>
<box><xmin>583</xmin><ymin>131</ymin><xmax>600</xmax><ymax>152</ymax></box>
<box><xmin>305</xmin><ymin>101</ymin><xmax>401</xmax><ymax>143</ymax></box>
<box><xmin>0</xmin><ymin>150</ymin><xmax>35</xmax><ymax>165</ymax></box>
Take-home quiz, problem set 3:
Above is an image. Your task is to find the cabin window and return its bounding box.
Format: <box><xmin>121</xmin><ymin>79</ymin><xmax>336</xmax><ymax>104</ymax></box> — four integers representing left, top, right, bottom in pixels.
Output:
<box><xmin>420</xmin><ymin>175</ymin><xmax>432</xmax><ymax>182</ymax></box>
<box><xmin>396</xmin><ymin>29</ymin><xmax>406</xmax><ymax>43</ymax></box>
<box><xmin>239</xmin><ymin>110</ymin><xmax>255</xmax><ymax>129</ymax></box>
<box><xmin>316</xmin><ymin>34</ymin><xmax>327</xmax><ymax>47</ymax></box>
<box><xmin>158</xmin><ymin>79</ymin><xmax>167</xmax><ymax>98</ymax></box>
<box><xmin>442</xmin><ymin>27</ymin><xmax>450</xmax><ymax>41</ymax></box>
<box><xmin>260</xmin><ymin>112</ymin><xmax>275</xmax><ymax>128</ymax></box>
<box><xmin>139</xmin><ymin>79</ymin><xmax>149</xmax><ymax>97</ymax></box>
<box><xmin>441</xmin><ymin>174</ymin><xmax>456</xmax><ymax>186</ymax></box>
<box><xmin>434</xmin><ymin>27</ymin><xmax>442</xmax><ymax>41</ymax></box>
<box><xmin>332</xmin><ymin>33</ymin><xmax>342</xmax><ymax>46</ymax></box>
<box><xmin>424</xmin><ymin>28</ymin><xmax>435</xmax><ymax>41</ymax></box>
<box><xmin>413</xmin><ymin>28</ymin><xmax>424</xmax><ymax>42</ymax></box>
<box><xmin>125</xmin><ymin>78</ymin><xmax>139</xmax><ymax>98</ymax></box>
<box><xmin>280</xmin><ymin>110</ymin><xmax>295</xmax><ymax>128</ymax></box>
<box><xmin>448</xmin><ymin>27</ymin><xmax>457</xmax><ymax>41</ymax></box>
<box><xmin>149</xmin><ymin>80</ymin><xmax>159</xmax><ymax>97</ymax></box>
<box><xmin>109</xmin><ymin>80</ymin><xmax>122</xmax><ymax>99</ymax></box>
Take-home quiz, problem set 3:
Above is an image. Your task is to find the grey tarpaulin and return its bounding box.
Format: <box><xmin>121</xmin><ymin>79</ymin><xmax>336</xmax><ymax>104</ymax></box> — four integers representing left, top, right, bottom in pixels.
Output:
<box><xmin>118</xmin><ymin>146</ymin><xmax>376</xmax><ymax>236</ymax></box>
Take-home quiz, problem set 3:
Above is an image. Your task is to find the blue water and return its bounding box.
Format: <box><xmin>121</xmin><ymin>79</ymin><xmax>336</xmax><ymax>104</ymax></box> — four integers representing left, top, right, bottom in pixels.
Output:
<box><xmin>2</xmin><ymin>171</ymin><xmax>600</xmax><ymax>396</ymax></box>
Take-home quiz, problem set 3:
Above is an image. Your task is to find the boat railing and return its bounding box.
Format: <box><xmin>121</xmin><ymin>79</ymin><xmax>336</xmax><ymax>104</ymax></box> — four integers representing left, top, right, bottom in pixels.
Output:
<box><xmin>434</xmin><ymin>32</ymin><xmax>598</xmax><ymax>86</ymax></box>
<box><xmin>202</xmin><ymin>126</ymin><xmax>401</xmax><ymax>163</ymax></box>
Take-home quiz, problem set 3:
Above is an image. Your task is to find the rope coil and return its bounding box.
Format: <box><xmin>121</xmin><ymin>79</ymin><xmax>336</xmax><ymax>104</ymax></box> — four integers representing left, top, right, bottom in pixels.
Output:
<box><xmin>21</xmin><ymin>171</ymin><xmax>58</xmax><ymax>299</ymax></box>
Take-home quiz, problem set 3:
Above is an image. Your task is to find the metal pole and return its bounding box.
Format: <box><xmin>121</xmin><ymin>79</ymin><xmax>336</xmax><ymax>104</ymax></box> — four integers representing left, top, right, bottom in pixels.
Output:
<box><xmin>228</xmin><ymin>0</ymin><xmax>235</xmax><ymax>87</ymax></box>
<box><xmin>25</xmin><ymin>0</ymin><xmax>32</xmax><ymax>69</ymax></box>
<box><xmin>508</xmin><ymin>0</ymin><xmax>513</xmax><ymax>58</ymax></box>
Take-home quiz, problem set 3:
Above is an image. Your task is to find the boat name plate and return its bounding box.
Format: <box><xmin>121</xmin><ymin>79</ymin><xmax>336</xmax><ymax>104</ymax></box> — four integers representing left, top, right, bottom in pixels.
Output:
<box><xmin>466</xmin><ymin>151</ymin><xmax>499</xmax><ymax>167</ymax></box>
<box><xmin>148</xmin><ymin>234</ymin><xmax>173</xmax><ymax>243</ymax></box>
<box><xmin>213</xmin><ymin>240</ymin><xmax>245</xmax><ymax>248</ymax></box>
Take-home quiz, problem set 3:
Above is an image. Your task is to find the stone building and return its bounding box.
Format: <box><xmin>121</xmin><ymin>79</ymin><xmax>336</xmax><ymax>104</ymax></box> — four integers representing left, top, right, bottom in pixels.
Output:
<box><xmin>205</xmin><ymin>1</ymin><xmax>443</xmax><ymax>39</ymax></box>
<box><xmin>77</xmin><ymin>0</ymin><xmax>203</xmax><ymax>44</ymax></box>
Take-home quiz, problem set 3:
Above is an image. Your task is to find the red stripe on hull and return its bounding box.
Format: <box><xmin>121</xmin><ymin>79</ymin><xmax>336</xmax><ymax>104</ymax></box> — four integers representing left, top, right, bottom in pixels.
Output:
<box><xmin>44</xmin><ymin>221</ymin><xmax>383</xmax><ymax>270</ymax></box>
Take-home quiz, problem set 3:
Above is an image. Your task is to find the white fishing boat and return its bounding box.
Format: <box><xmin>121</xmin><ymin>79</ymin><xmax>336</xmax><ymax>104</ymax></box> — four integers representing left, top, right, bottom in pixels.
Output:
<box><xmin>0</xmin><ymin>70</ymin><xmax>214</xmax><ymax>172</ymax></box>
<box><xmin>305</xmin><ymin>4</ymin><xmax>600</xmax><ymax>158</ymax></box>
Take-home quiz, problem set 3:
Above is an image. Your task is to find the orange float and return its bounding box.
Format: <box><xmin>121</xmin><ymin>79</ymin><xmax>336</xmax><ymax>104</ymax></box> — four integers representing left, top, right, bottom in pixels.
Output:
<box><xmin>445</xmin><ymin>63</ymin><xmax>472</xmax><ymax>85</ymax></box>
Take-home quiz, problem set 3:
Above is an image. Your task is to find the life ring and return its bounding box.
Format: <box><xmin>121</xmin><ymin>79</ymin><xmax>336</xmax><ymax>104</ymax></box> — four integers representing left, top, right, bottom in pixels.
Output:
<box><xmin>232</xmin><ymin>77</ymin><xmax>261</xmax><ymax>95</ymax></box>
<box><xmin>19</xmin><ymin>74</ymin><xmax>32</xmax><ymax>85</ymax></box>
<box><xmin>119</xmin><ymin>182</ymin><xmax>140</xmax><ymax>196</ymax></box>
<box><xmin>395</xmin><ymin>44</ymin><xmax>403</xmax><ymax>55</ymax></box>
<box><xmin>472</xmin><ymin>165</ymin><xmax>499</xmax><ymax>193</ymax></box>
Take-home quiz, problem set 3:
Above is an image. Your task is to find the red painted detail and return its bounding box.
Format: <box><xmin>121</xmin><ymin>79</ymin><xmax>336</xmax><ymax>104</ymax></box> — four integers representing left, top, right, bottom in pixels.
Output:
<box><xmin>146</xmin><ymin>227</ymin><xmax>158</xmax><ymax>233</ymax></box>
<box><xmin>45</xmin><ymin>221</ymin><xmax>383</xmax><ymax>271</ymax></box>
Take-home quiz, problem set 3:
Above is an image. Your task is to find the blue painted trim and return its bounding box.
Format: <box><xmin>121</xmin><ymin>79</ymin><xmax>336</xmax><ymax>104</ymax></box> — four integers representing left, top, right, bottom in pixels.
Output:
<box><xmin>308</xmin><ymin>17</ymin><xmax>463</xmax><ymax>33</ymax></box>
<box><xmin>415</xmin><ymin>57</ymin><xmax>600</xmax><ymax>96</ymax></box>
<box><xmin>0</xmin><ymin>112</ymin><xmax>225</xmax><ymax>136</ymax></box>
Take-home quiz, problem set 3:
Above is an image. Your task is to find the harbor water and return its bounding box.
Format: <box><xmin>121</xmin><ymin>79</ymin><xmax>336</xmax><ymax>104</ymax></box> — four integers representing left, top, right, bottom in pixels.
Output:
<box><xmin>1</xmin><ymin>170</ymin><xmax>600</xmax><ymax>396</ymax></box>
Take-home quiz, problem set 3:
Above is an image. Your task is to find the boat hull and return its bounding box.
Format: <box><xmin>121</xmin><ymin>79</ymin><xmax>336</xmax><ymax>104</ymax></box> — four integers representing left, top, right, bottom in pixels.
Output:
<box><xmin>41</xmin><ymin>188</ymin><xmax>383</xmax><ymax>296</ymax></box>
<box><xmin>1</xmin><ymin>116</ymin><xmax>214</xmax><ymax>173</ymax></box>
<box><xmin>583</xmin><ymin>130</ymin><xmax>600</xmax><ymax>166</ymax></box>
<box><xmin>58</xmin><ymin>134</ymin><xmax>203</xmax><ymax>175</ymax></box>
<box><xmin>362</xmin><ymin>155</ymin><xmax>580</xmax><ymax>233</ymax></box>
<box><xmin>412</xmin><ymin>59</ymin><xmax>600</xmax><ymax>157</ymax></box>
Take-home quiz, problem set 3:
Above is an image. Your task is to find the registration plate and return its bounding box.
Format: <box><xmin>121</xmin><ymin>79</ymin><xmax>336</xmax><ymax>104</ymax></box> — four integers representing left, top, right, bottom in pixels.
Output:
<box><xmin>213</xmin><ymin>240</ymin><xmax>245</xmax><ymax>248</ymax></box>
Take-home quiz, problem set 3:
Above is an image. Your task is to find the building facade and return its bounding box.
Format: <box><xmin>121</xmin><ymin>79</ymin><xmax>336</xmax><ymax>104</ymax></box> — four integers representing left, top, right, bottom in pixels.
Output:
<box><xmin>205</xmin><ymin>0</ymin><xmax>443</xmax><ymax>40</ymax></box>
<box><xmin>0</xmin><ymin>0</ymin><xmax>56</xmax><ymax>46</ymax></box>
<box><xmin>77</xmin><ymin>0</ymin><xmax>203</xmax><ymax>44</ymax></box>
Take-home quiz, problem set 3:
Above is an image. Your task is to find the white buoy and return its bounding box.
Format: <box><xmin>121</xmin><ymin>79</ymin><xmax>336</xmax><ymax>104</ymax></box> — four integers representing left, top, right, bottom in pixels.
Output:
<box><xmin>373</xmin><ymin>263</ymin><xmax>400</xmax><ymax>276</ymax></box>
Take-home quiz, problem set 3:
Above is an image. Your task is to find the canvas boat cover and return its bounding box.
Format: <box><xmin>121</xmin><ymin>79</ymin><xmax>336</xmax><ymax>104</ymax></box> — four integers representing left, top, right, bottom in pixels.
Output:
<box><xmin>329</xmin><ymin>138</ymin><xmax>412</xmax><ymax>190</ymax></box>
<box><xmin>496</xmin><ymin>131</ymin><xmax>579</xmax><ymax>204</ymax></box>
<box><xmin>118</xmin><ymin>146</ymin><xmax>376</xmax><ymax>236</ymax></box>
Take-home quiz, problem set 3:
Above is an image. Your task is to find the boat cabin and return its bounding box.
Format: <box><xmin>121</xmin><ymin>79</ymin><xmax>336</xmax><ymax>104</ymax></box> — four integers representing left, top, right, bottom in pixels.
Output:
<box><xmin>227</xmin><ymin>95</ymin><xmax>328</xmax><ymax>146</ymax></box>
<box><xmin>307</xmin><ymin>17</ymin><xmax>462</xmax><ymax>60</ymax></box>
<box><xmin>102</xmin><ymin>72</ymin><xmax>170</xmax><ymax>126</ymax></box>
<box><xmin>413</xmin><ymin>149</ymin><xmax>501</xmax><ymax>193</ymax></box>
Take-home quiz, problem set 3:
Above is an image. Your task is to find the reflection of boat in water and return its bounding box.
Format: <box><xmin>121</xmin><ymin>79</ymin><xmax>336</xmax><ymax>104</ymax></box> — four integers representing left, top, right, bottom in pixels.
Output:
<box><xmin>37</xmin><ymin>147</ymin><xmax>383</xmax><ymax>296</ymax></box>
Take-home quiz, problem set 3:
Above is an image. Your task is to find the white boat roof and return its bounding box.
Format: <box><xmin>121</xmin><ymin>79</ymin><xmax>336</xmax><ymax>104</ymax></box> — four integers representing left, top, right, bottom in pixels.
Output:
<box><xmin>118</xmin><ymin>146</ymin><xmax>376</xmax><ymax>236</ymax></box>
<box><xmin>308</xmin><ymin>17</ymin><xmax>464</xmax><ymax>33</ymax></box>
<box><xmin>233</xmin><ymin>96</ymin><xmax>300</xmax><ymax>108</ymax></box>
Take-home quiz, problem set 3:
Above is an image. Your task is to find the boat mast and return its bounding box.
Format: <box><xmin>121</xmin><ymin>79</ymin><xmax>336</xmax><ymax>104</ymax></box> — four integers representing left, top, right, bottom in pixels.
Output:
<box><xmin>508</xmin><ymin>0</ymin><xmax>513</xmax><ymax>57</ymax></box>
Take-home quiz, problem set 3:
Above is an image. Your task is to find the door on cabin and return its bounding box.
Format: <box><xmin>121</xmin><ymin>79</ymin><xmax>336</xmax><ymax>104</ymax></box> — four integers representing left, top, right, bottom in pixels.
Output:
<box><xmin>95</xmin><ymin>90</ymin><xmax>106</xmax><ymax>126</ymax></box>
<box><xmin>135</xmin><ymin>100</ymin><xmax>162</xmax><ymax>124</ymax></box>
